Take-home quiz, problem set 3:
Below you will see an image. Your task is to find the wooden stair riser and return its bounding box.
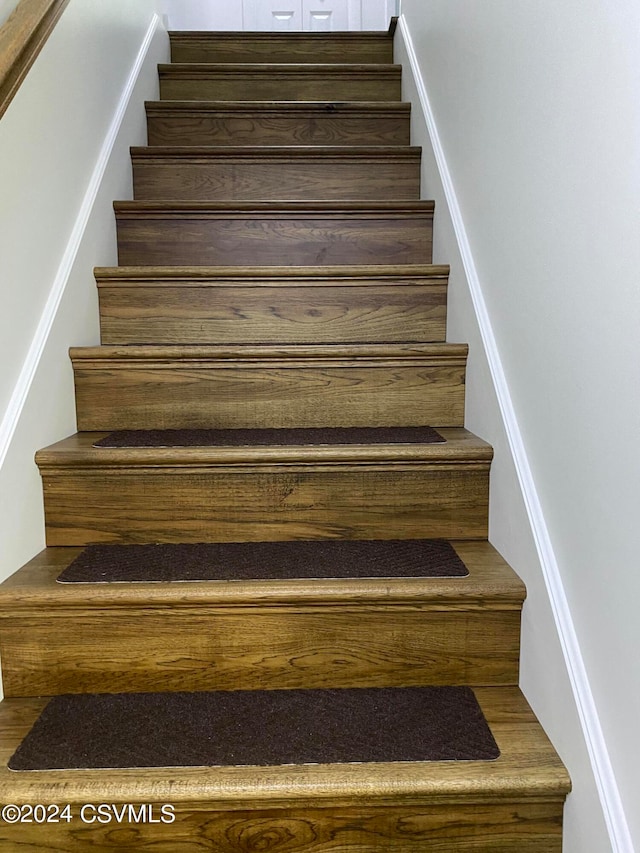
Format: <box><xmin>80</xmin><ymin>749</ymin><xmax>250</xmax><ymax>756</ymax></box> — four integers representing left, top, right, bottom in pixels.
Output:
<box><xmin>40</xmin><ymin>463</ymin><xmax>490</xmax><ymax>545</ymax></box>
<box><xmin>96</xmin><ymin>272</ymin><xmax>448</xmax><ymax>345</ymax></box>
<box><xmin>0</xmin><ymin>604</ymin><xmax>521</xmax><ymax>696</ymax></box>
<box><xmin>159</xmin><ymin>65</ymin><xmax>402</xmax><ymax>102</ymax></box>
<box><xmin>115</xmin><ymin>205</ymin><xmax>434</xmax><ymax>266</ymax></box>
<box><xmin>145</xmin><ymin>102</ymin><xmax>412</xmax><ymax>147</ymax></box>
<box><xmin>0</xmin><ymin>801</ymin><xmax>565</xmax><ymax>853</ymax></box>
<box><xmin>131</xmin><ymin>148</ymin><xmax>421</xmax><ymax>202</ymax></box>
<box><xmin>170</xmin><ymin>33</ymin><xmax>395</xmax><ymax>64</ymax></box>
<box><xmin>71</xmin><ymin>350</ymin><xmax>467</xmax><ymax>431</ymax></box>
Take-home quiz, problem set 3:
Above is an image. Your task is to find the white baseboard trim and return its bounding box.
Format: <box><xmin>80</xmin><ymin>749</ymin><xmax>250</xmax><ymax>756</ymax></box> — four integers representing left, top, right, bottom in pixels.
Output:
<box><xmin>396</xmin><ymin>13</ymin><xmax>632</xmax><ymax>853</ymax></box>
<box><xmin>0</xmin><ymin>12</ymin><xmax>162</xmax><ymax>473</ymax></box>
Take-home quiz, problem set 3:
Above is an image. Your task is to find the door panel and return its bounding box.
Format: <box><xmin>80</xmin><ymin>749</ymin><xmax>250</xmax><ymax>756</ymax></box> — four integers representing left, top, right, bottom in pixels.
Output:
<box><xmin>243</xmin><ymin>0</ymin><xmax>301</xmax><ymax>31</ymax></box>
<box><xmin>303</xmin><ymin>0</ymin><xmax>348</xmax><ymax>31</ymax></box>
<box><xmin>243</xmin><ymin>0</ymin><xmax>368</xmax><ymax>30</ymax></box>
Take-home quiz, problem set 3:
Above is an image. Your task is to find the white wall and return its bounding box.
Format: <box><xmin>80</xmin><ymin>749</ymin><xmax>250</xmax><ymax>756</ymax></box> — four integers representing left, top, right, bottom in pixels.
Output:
<box><xmin>397</xmin><ymin>1</ymin><xmax>638</xmax><ymax>850</ymax></box>
<box><xmin>0</xmin><ymin>3</ymin><xmax>169</xmax><ymax>595</ymax></box>
<box><xmin>159</xmin><ymin>0</ymin><xmax>242</xmax><ymax>31</ymax></box>
<box><xmin>0</xmin><ymin>0</ymin><xmax>19</xmax><ymax>26</ymax></box>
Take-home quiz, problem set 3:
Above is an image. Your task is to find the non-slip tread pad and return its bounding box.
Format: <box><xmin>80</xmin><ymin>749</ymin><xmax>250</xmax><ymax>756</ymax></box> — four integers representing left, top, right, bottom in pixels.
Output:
<box><xmin>57</xmin><ymin>539</ymin><xmax>469</xmax><ymax>584</ymax></box>
<box><xmin>8</xmin><ymin>686</ymin><xmax>499</xmax><ymax>770</ymax></box>
<box><xmin>93</xmin><ymin>426</ymin><xmax>445</xmax><ymax>447</ymax></box>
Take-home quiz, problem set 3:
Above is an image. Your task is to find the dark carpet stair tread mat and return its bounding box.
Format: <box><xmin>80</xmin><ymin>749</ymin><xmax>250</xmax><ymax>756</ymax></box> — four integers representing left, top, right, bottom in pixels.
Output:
<box><xmin>93</xmin><ymin>426</ymin><xmax>445</xmax><ymax>447</ymax></box>
<box><xmin>8</xmin><ymin>686</ymin><xmax>499</xmax><ymax>771</ymax></box>
<box><xmin>57</xmin><ymin>539</ymin><xmax>469</xmax><ymax>584</ymax></box>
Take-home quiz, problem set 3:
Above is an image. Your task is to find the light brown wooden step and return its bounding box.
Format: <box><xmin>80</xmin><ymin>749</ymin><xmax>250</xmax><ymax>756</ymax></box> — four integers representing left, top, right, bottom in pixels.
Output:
<box><xmin>114</xmin><ymin>201</ymin><xmax>434</xmax><ymax>266</ymax></box>
<box><xmin>131</xmin><ymin>145</ymin><xmax>422</xmax><ymax>201</ymax></box>
<box><xmin>0</xmin><ymin>541</ymin><xmax>524</xmax><ymax>696</ymax></box>
<box><xmin>145</xmin><ymin>101</ymin><xmax>412</xmax><ymax>147</ymax></box>
<box><xmin>36</xmin><ymin>429</ymin><xmax>491</xmax><ymax>546</ymax></box>
<box><xmin>95</xmin><ymin>264</ymin><xmax>449</xmax><ymax>345</ymax></box>
<box><xmin>70</xmin><ymin>343</ymin><xmax>467</xmax><ymax>431</ymax></box>
<box><xmin>170</xmin><ymin>31</ymin><xmax>395</xmax><ymax>65</ymax></box>
<box><xmin>0</xmin><ymin>687</ymin><xmax>569</xmax><ymax>852</ymax></box>
<box><xmin>159</xmin><ymin>64</ymin><xmax>402</xmax><ymax>103</ymax></box>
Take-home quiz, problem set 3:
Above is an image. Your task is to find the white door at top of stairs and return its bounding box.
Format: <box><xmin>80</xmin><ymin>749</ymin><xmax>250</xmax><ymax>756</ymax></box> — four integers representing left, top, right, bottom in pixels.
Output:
<box><xmin>243</xmin><ymin>0</ymin><xmax>348</xmax><ymax>31</ymax></box>
<box><xmin>241</xmin><ymin>1</ymin><xmax>398</xmax><ymax>33</ymax></box>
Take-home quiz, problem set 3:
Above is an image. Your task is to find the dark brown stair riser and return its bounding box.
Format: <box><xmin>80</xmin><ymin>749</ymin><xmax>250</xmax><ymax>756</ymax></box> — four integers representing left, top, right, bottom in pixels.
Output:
<box><xmin>40</xmin><ymin>464</ymin><xmax>490</xmax><ymax>545</ymax></box>
<box><xmin>71</xmin><ymin>354</ymin><xmax>467</xmax><ymax>431</ymax></box>
<box><xmin>145</xmin><ymin>102</ymin><xmax>412</xmax><ymax>147</ymax></box>
<box><xmin>0</xmin><ymin>607</ymin><xmax>520</xmax><ymax>697</ymax></box>
<box><xmin>170</xmin><ymin>33</ymin><xmax>395</xmax><ymax>64</ymax></box>
<box><xmin>96</xmin><ymin>275</ymin><xmax>448</xmax><ymax>345</ymax></box>
<box><xmin>115</xmin><ymin>206</ymin><xmax>434</xmax><ymax>267</ymax></box>
<box><xmin>131</xmin><ymin>148</ymin><xmax>421</xmax><ymax>202</ymax></box>
<box><xmin>159</xmin><ymin>65</ymin><xmax>402</xmax><ymax>102</ymax></box>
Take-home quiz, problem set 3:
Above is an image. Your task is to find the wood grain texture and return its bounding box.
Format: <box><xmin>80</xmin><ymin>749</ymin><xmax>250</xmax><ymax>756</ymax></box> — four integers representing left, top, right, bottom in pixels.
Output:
<box><xmin>0</xmin><ymin>607</ymin><xmax>521</xmax><ymax>696</ymax></box>
<box><xmin>0</xmin><ymin>546</ymin><xmax>524</xmax><ymax>697</ymax></box>
<box><xmin>0</xmin><ymin>688</ymin><xmax>569</xmax><ymax>852</ymax></box>
<box><xmin>145</xmin><ymin>101</ymin><xmax>412</xmax><ymax>147</ymax></box>
<box><xmin>115</xmin><ymin>202</ymin><xmax>434</xmax><ymax>267</ymax></box>
<box><xmin>0</xmin><ymin>540</ymin><xmax>526</xmax><ymax>609</ymax></box>
<box><xmin>0</xmin><ymin>0</ymin><xmax>69</xmax><ymax>120</ymax></box>
<box><xmin>95</xmin><ymin>264</ymin><xmax>449</xmax><ymax>345</ymax></box>
<box><xmin>131</xmin><ymin>145</ymin><xmax>421</xmax><ymax>201</ymax></box>
<box><xmin>71</xmin><ymin>343</ymin><xmax>467</xmax><ymax>430</ymax></box>
<box><xmin>169</xmin><ymin>32</ymin><xmax>395</xmax><ymax>65</ymax></box>
<box><xmin>0</xmin><ymin>801</ymin><xmax>566</xmax><ymax>853</ymax></box>
<box><xmin>159</xmin><ymin>64</ymin><xmax>402</xmax><ymax>102</ymax></box>
<box><xmin>0</xmin><ymin>24</ymin><xmax>570</xmax><ymax>845</ymax></box>
<box><xmin>36</xmin><ymin>430</ymin><xmax>491</xmax><ymax>545</ymax></box>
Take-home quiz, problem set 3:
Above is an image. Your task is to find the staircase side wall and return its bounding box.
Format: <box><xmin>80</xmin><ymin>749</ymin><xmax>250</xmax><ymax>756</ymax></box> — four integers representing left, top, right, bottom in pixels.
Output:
<box><xmin>0</xmin><ymin>3</ymin><xmax>169</xmax><ymax>607</ymax></box>
<box><xmin>395</xmin><ymin>3</ymin><xmax>637</xmax><ymax>852</ymax></box>
<box><xmin>0</xmin><ymin>0</ymin><xmax>19</xmax><ymax>27</ymax></box>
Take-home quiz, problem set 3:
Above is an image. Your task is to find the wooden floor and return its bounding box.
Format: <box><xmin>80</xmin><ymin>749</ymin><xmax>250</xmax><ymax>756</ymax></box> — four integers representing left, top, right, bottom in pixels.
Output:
<box><xmin>0</xmin><ymin>20</ymin><xmax>569</xmax><ymax>852</ymax></box>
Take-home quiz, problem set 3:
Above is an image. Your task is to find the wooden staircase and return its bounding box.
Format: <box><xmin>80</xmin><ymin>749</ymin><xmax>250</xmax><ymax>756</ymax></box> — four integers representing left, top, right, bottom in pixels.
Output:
<box><xmin>0</xmin><ymin>23</ymin><xmax>570</xmax><ymax>852</ymax></box>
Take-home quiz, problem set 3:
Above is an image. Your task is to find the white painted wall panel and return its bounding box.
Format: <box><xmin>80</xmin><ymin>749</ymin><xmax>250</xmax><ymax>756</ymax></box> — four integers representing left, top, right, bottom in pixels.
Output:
<box><xmin>0</xmin><ymin>0</ymin><xmax>19</xmax><ymax>26</ymax></box>
<box><xmin>0</xmin><ymin>2</ymin><xmax>169</xmax><ymax>618</ymax></box>
<box><xmin>160</xmin><ymin>0</ymin><xmax>242</xmax><ymax>30</ymax></box>
<box><xmin>397</xmin><ymin>1</ymin><xmax>638</xmax><ymax>850</ymax></box>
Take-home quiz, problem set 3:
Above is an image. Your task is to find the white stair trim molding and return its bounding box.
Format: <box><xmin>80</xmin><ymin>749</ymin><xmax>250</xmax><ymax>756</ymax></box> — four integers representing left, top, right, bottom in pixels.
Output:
<box><xmin>0</xmin><ymin>12</ymin><xmax>162</xmax><ymax>474</ymax></box>
<box><xmin>396</xmin><ymin>12</ymin><xmax>633</xmax><ymax>853</ymax></box>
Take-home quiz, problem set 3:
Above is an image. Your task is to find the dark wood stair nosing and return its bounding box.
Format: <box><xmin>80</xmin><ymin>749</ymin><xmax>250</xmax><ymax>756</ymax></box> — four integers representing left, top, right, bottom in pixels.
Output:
<box><xmin>94</xmin><ymin>263</ymin><xmax>450</xmax><ymax>283</ymax></box>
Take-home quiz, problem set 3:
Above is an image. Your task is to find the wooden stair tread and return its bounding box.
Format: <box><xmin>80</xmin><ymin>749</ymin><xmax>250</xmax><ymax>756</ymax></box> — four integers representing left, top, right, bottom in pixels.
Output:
<box><xmin>94</xmin><ymin>263</ymin><xmax>449</xmax><ymax>282</ymax></box>
<box><xmin>70</xmin><ymin>342</ymin><xmax>468</xmax><ymax>361</ymax></box>
<box><xmin>130</xmin><ymin>145</ymin><xmax>421</xmax><ymax>159</ymax></box>
<box><xmin>145</xmin><ymin>99</ymin><xmax>411</xmax><ymax>113</ymax></box>
<box><xmin>159</xmin><ymin>62</ymin><xmax>403</xmax><ymax>73</ymax></box>
<box><xmin>114</xmin><ymin>200</ymin><xmax>435</xmax><ymax>213</ymax></box>
<box><xmin>35</xmin><ymin>428</ymin><xmax>493</xmax><ymax>467</ymax></box>
<box><xmin>169</xmin><ymin>29</ymin><xmax>394</xmax><ymax>36</ymax></box>
<box><xmin>0</xmin><ymin>687</ymin><xmax>570</xmax><ymax>803</ymax></box>
<box><xmin>0</xmin><ymin>541</ymin><xmax>526</xmax><ymax>610</ymax></box>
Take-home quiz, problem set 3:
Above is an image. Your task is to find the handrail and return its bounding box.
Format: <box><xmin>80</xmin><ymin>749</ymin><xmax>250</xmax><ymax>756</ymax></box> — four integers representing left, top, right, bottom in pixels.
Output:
<box><xmin>0</xmin><ymin>0</ymin><xmax>70</xmax><ymax>120</ymax></box>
